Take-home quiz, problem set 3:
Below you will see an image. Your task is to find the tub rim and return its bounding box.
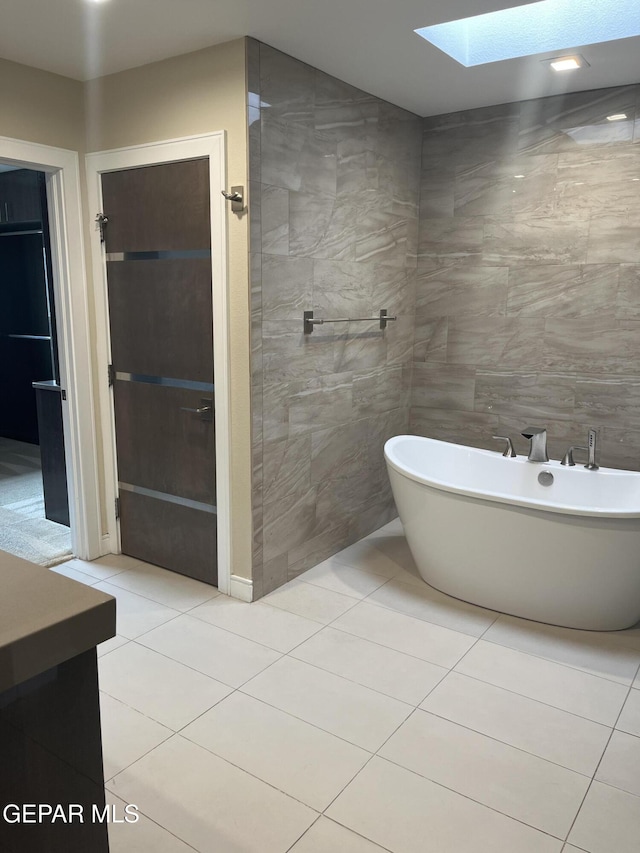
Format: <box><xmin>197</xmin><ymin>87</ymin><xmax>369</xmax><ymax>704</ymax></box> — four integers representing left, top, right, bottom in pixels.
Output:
<box><xmin>384</xmin><ymin>434</ymin><xmax>640</xmax><ymax>519</ymax></box>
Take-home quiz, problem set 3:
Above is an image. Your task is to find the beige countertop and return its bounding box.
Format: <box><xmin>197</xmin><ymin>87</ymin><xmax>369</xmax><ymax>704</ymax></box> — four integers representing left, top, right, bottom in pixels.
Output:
<box><xmin>0</xmin><ymin>550</ymin><xmax>116</xmax><ymax>693</ymax></box>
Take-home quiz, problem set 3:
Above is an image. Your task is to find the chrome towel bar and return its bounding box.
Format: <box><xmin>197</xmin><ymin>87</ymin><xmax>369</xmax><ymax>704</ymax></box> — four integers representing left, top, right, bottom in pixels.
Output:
<box><xmin>303</xmin><ymin>309</ymin><xmax>396</xmax><ymax>334</ymax></box>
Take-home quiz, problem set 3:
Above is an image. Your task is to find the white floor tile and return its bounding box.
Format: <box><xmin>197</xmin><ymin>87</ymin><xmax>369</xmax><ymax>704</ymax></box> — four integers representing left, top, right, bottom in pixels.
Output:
<box><xmin>421</xmin><ymin>671</ymin><xmax>611</xmax><ymax>776</ymax></box>
<box><xmin>104</xmin><ymin>561</ymin><xmax>219</xmax><ymax>611</ymax></box>
<box><xmin>189</xmin><ymin>596</ymin><xmax>322</xmax><ymax>653</ymax></box>
<box><xmin>93</xmin><ymin>581</ymin><xmax>181</xmax><ymax>640</ymax></box>
<box><xmin>98</xmin><ymin>635</ymin><xmax>129</xmax><ymax>658</ymax></box>
<box><xmin>290</xmin><ymin>817</ymin><xmax>388</xmax><ymax>852</ymax></box>
<box><xmin>611</xmin><ymin>620</ymin><xmax>640</xmax><ymax>652</ymax></box>
<box><xmin>182</xmin><ymin>692</ymin><xmax>369</xmax><ymax>811</ymax></box>
<box><xmin>364</xmin><ymin>533</ymin><xmax>420</xmax><ymax>577</ymax></box>
<box><xmin>326</xmin><ymin>757</ymin><xmax>563</xmax><ymax>853</ymax></box>
<box><xmin>380</xmin><ymin>710</ymin><xmax>589</xmax><ymax>838</ymax></box>
<box><xmin>595</xmin><ymin>730</ymin><xmax>640</xmax><ymax>797</ymax></box>
<box><xmin>617</xmin><ymin>688</ymin><xmax>640</xmax><ymax>736</ymax></box>
<box><xmin>263</xmin><ymin>579</ymin><xmax>357</xmax><ymax>624</ymax></box>
<box><xmin>456</xmin><ymin>641</ymin><xmax>629</xmax><ymax>726</ymax></box>
<box><xmin>368</xmin><ymin>578</ymin><xmax>498</xmax><ymax>637</ymax></box>
<box><xmin>291</xmin><ymin>626</ymin><xmax>447</xmax><ymax>705</ymax></box>
<box><xmin>65</xmin><ymin>554</ymin><xmax>136</xmax><ymax>581</ymax></box>
<box><xmin>332</xmin><ymin>539</ymin><xmax>406</xmax><ymax>577</ymax></box>
<box><xmin>242</xmin><ymin>656</ymin><xmax>411</xmax><ymax>752</ymax></box>
<box><xmin>568</xmin><ymin>781</ymin><xmax>640</xmax><ymax>853</ymax></box>
<box><xmin>332</xmin><ymin>601</ymin><xmax>477</xmax><ymax>669</ymax></box>
<box><xmin>137</xmin><ymin>614</ymin><xmax>280</xmax><ymax>687</ymax></box>
<box><xmin>380</xmin><ymin>564</ymin><xmax>426</xmax><ymax>589</ymax></box>
<box><xmin>107</xmin><ymin>735</ymin><xmax>317</xmax><ymax>853</ymax></box>
<box><xmin>484</xmin><ymin>615</ymin><xmax>640</xmax><ymax>686</ymax></box>
<box><xmin>364</xmin><ymin>517</ymin><xmax>403</xmax><ymax>539</ymax></box>
<box><xmin>299</xmin><ymin>559</ymin><xmax>390</xmax><ymax>599</ymax></box>
<box><xmin>100</xmin><ymin>693</ymin><xmax>172</xmax><ymax>781</ymax></box>
<box><xmin>50</xmin><ymin>562</ymin><xmax>99</xmax><ymax>585</ymax></box>
<box><xmin>105</xmin><ymin>792</ymin><xmax>195</xmax><ymax>853</ymax></box>
<box><xmin>99</xmin><ymin>643</ymin><xmax>231</xmax><ymax>730</ymax></box>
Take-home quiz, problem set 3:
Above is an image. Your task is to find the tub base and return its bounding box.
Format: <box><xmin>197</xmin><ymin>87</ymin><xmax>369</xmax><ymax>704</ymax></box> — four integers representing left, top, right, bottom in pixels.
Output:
<box><xmin>389</xmin><ymin>468</ymin><xmax>640</xmax><ymax>632</ymax></box>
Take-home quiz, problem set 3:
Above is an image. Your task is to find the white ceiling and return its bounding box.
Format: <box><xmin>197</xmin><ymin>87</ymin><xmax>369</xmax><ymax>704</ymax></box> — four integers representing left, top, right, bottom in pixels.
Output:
<box><xmin>2</xmin><ymin>0</ymin><xmax>639</xmax><ymax>116</ymax></box>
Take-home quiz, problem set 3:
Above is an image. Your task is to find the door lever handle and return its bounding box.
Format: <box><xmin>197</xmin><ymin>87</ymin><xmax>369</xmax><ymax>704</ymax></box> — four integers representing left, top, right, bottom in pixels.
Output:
<box><xmin>180</xmin><ymin>398</ymin><xmax>213</xmax><ymax>421</ymax></box>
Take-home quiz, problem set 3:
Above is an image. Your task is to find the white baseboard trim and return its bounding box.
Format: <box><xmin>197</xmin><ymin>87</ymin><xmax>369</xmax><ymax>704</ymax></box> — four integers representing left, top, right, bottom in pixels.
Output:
<box><xmin>98</xmin><ymin>533</ymin><xmax>112</xmax><ymax>557</ymax></box>
<box><xmin>229</xmin><ymin>574</ymin><xmax>253</xmax><ymax>602</ymax></box>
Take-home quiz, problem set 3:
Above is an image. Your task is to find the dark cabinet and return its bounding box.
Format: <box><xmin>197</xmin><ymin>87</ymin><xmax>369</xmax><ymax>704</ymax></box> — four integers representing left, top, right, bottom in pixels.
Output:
<box><xmin>0</xmin><ymin>169</ymin><xmax>43</xmax><ymax>225</ymax></box>
<box><xmin>33</xmin><ymin>382</ymin><xmax>70</xmax><ymax>527</ymax></box>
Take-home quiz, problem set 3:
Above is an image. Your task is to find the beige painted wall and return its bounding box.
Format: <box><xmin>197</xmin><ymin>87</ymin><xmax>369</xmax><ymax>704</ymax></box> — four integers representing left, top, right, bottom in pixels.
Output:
<box><xmin>0</xmin><ymin>41</ymin><xmax>253</xmax><ymax>581</ymax></box>
<box><xmin>0</xmin><ymin>58</ymin><xmax>85</xmax><ymax>152</ymax></box>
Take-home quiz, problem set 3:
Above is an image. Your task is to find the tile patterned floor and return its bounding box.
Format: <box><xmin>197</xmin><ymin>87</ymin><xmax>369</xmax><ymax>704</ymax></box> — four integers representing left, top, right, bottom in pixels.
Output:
<box><xmin>54</xmin><ymin>518</ymin><xmax>640</xmax><ymax>853</ymax></box>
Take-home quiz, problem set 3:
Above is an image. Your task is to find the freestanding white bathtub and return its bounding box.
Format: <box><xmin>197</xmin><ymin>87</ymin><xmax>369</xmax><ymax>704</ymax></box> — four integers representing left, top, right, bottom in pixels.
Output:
<box><xmin>384</xmin><ymin>435</ymin><xmax>640</xmax><ymax>631</ymax></box>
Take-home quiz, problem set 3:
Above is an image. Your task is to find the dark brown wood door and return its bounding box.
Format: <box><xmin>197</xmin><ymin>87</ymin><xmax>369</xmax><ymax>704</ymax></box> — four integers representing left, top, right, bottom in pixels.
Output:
<box><xmin>102</xmin><ymin>159</ymin><xmax>217</xmax><ymax>585</ymax></box>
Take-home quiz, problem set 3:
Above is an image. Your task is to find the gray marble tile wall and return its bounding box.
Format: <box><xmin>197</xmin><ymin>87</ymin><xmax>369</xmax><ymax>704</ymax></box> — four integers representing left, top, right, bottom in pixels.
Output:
<box><xmin>411</xmin><ymin>84</ymin><xmax>640</xmax><ymax>471</ymax></box>
<box><xmin>247</xmin><ymin>39</ymin><xmax>421</xmax><ymax>597</ymax></box>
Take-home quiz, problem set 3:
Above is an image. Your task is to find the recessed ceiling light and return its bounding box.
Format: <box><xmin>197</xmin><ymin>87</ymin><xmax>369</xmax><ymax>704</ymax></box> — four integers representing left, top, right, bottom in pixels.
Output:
<box><xmin>550</xmin><ymin>57</ymin><xmax>581</xmax><ymax>71</ymax></box>
<box><xmin>513</xmin><ymin>174</ymin><xmax>525</xmax><ymax>178</ymax></box>
<box><xmin>414</xmin><ymin>0</ymin><xmax>640</xmax><ymax>67</ymax></box>
<box><xmin>607</xmin><ymin>113</ymin><xmax>628</xmax><ymax>121</ymax></box>
<box><xmin>541</xmin><ymin>53</ymin><xmax>589</xmax><ymax>71</ymax></box>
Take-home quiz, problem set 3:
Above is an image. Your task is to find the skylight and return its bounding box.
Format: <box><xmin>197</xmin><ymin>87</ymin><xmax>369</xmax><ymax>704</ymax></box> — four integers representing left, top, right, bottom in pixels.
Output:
<box><xmin>415</xmin><ymin>0</ymin><xmax>640</xmax><ymax>67</ymax></box>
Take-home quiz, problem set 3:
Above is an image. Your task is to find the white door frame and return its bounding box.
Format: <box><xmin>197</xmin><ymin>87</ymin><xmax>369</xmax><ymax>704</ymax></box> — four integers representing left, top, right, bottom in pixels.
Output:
<box><xmin>0</xmin><ymin>136</ymin><xmax>102</xmax><ymax>560</ymax></box>
<box><xmin>85</xmin><ymin>132</ymin><xmax>233</xmax><ymax>596</ymax></box>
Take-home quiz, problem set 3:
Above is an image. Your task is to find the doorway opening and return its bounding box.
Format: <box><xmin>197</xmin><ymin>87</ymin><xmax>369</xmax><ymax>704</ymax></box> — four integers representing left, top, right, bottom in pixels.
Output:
<box><xmin>0</xmin><ymin>165</ymin><xmax>72</xmax><ymax>566</ymax></box>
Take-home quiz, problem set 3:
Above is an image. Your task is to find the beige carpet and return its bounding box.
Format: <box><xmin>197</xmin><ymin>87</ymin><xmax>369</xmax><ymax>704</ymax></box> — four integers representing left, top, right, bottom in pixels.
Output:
<box><xmin>0</xmin><ymin>437</ymin><xmax>73</xmax><ymax>567</ymax></box>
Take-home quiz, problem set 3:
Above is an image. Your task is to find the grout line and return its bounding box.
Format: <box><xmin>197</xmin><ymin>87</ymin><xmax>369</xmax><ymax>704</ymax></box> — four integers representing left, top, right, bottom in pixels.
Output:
<box><xmin>98</xmin><ymin>529</ymin><xmax>640</xmax><ymax>853</ymax></box>
<box><xmin>122</xmin><ymin>636</ymin><xmax>278</xmax><ymax>688</ymax></box>
<box><xmin>94</xmin><ymin>582</ymin><xmax>219</xmax><ymax>617</ymax></box>
<box><xmin>283</xmin><ymin>814</ymin><xmax>324</xmax><ymax>853</ymax></box>
<box><xmin>360</xmin><ymin>591</ymin><xmax>495</xmax><ymax>641</ymax></box>
<box><xmin>562</xmin><ymin>676</ymin><xmax>640</xmax><ymax>843</ymax></box>
<box><xmin>173</xmin><ymin>729</ymin><xmax>325</xmax><ymax>815</ymax></box>
<box><xmin>375</xmin><ymin>752</ymin><xmax>568</xmax><ymax>843</ymax></box>
<box><xmin>104</xmin><ymin>785</ymin><xmax>201</xmax><ymax>852</ymax></box>
<box><xmin>479</xmin><ymin>633</ymin><xmax>640</xmax><ymax>689</ymax></box>
<box><xmin>414</xmin><ymin>704</ymin><xmax>594</xmax><ymax>779</ymax></box>
<box><xmin>444</xmin><ymin>668</ymin><xmax>620</xmax><ymax>729</ymax></box>
<box><xmin>328</xmin><ymin>616</ymin><xmax>468</xmax><ymax>668</ymax></box>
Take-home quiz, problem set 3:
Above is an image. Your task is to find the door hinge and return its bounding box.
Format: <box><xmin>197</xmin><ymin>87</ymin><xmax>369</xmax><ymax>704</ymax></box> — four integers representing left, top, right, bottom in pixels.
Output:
<box><xmin>115</xmin><ymin>496</ymin><xmax>120</xmax><ymax>519</ymax></box>
<box><xmin>108</xmin><ymin>364</ymin><xmax>115</xmax><ymax>387</ymax></box>
<box><xmin>95</xmin><ymin>212</ymin><xmax>109</xmax><ymax>243</ymax></box>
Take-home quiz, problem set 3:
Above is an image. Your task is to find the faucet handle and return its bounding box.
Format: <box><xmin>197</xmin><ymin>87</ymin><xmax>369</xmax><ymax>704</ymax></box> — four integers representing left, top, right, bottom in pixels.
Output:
<box><xmin>492</xmin><ymin>435</ymin><xmax>517</xmax><ymax>458</ymax></box>
<box><xmin>561</xmin><ymin>445</ymin><xmax>587</xmax><ymax>467</ymax></box>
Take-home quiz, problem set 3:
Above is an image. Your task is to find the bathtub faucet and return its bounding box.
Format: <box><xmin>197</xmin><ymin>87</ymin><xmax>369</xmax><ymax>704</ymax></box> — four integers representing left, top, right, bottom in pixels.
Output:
<box><xmin>521</xmin><ymin>427</ymin><xmax>549</xmax><ymax>463</ymax></box>
<box><xmin>561</xmin><ymin>428</ymin><xmax>599</xmax><ymax>469</ymax></box>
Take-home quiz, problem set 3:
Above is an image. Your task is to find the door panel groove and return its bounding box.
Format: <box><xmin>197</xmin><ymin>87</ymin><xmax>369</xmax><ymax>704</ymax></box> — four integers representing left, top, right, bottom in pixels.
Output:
<box><xmin>106</xmin><ymin>249</ymin><xmax>211</xmax><ymax>261</ymax></box>
<box><xmin>115</xmin><ymin>372</ymin><xmax>215</xmax><ymax>392</ymax></box>
<box><xmin>118</xmin><ymin>482</ymin><xmax>217</xmax><ymax>514</ymax></box>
